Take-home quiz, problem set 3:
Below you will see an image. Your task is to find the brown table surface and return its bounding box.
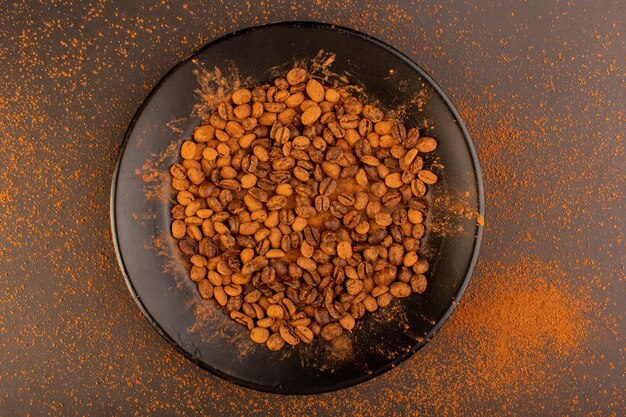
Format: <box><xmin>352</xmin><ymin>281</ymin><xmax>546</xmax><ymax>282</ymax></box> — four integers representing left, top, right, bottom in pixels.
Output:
<box><xmin>1</xmin><ymin>1</ymin><xmax>623</xmax><ymax>416</ymax></box>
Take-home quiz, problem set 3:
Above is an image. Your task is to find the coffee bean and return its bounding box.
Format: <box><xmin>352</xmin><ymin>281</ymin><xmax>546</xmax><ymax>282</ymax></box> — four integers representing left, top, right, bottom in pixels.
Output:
<box><xmin>384</xmin><ymin>172</ymin><xmax>403</xmax><ymax>188</ymax></box>
<box><xmin>361</xmin><ymin>155</ymin><xmax>380</xmax><ymax>166</ymax></box>
<box><xmin>410</xmin><ymin>274</ymin><xmax>428</xmax><ymax>294</ymax></box>
<box><xmin>297</xmin><ymin>257</ymin><xmax>317</xmax><ymax>272</ymax></box>
<box><xmin>305</xmin><ymin>79</ymin><xmax>325</xmax><ymax>102</ymax></box>
<box><xmin>337</xmin><ymin>193</ymin><xmax>355</xmax><ymax>206</ymax></box>
<box><xmin>319</xmin><ymin>178</ymin><xmax>337</xmax><ymax>196</ymax></box>
<box><xmin>171</xmin><ymin>220</ymin><xmax>186</xmax><ymax>239</ymax></box>
<box><xmin>416</xmin><ymin>136</ymin><xmax>438</xmax><ymax>153</ymax></box>
<box><xmin>336</xmin><ymin>242</ymin><xmax>353</xmax><ymax>260</ymax></box>
<box><xmin>328</xmin><ymin>201</ymin><xmax>346</xmax><ymax>219</ymax></box>
<box><xmin>408</xmin><ymin>208</ymin><xmax>424</xmax><ymax>224</ymax></box>
<box><xmin>265</xmin><ymin>332</ymin><xmax>285</xmax><ymax>351</ymax></box>
<box><xmin>376</xmin><ymin>292</ymin><xmax>392</xmax><ymax>307</ymax></box>
<box><xmin>320</xmin><ymin>323</ymin><xmax>343</xmax><ymax>340</ymax></box>
<box><xmin>374</xmin><ymin>212</ymin><xmax>393</xmax><ymax>227</ymax></box>
<box><xmin>390</xmin><ymin>282</ymin><xmax>412</xmax><ymax>298</ymax></box>
<box><xmin>279</xmin><ymin>324</ymin><xmax>300</xmax><ymax>346</ymax></box>
<box><xmin>250</xmin><ymin>327</ymin><xmax>270</xmax><ymax>344</ymax></box>
<box><xmin>362</xmin><ymin>104</ymin><xmax>384</xmax><ymax>122</ymax></box>
<box><xmin>417</xmin><ymin>169</ymin><xmax>438</xmax><ymax>185</ymax></box>
<box><xmin>382</xmin><ymin>191</ymin><xmax>402</xmax><ymax>208</ymax></box>
<box><xmin>230</xmin><ymin>311</ymin><xmax>254</xmax><ymax>330</ymax></box>
<box><xmin>345</xmin><ymin>278</ymin><xmax>363</xmax><ymax>296</ymax></box>
<box><xmin>287</xmin><ymin>68</ymin><xmax>307</xmax><ymax>85</ymax></box>
<box><xmin>375</xmin><ymin>266</ymin><xmax>396</xmax><ymax>286</ymax></box>
<box><xmin>266</xmin><ymin>195</ymin><xmax>287</xmax><ymax>210</ymax></box>
<box><xmin>388</xmin><ymin>244</ymin><xmax>404</xmax><ymax>266</ymax></box>
<box><xmin>294</xmin><ymin>325</ymin><xmax>314</xmax><ymax>343</ymax></box>
<box><xmin>321</xmin><ymin>161</ymin><xmax>341</xmax><ymax>179</ymax></box>
<box><xmin>267</xmin><ymin>304</ymin><xmax>285</xmax><ymax>320</ymax></box>
<box><xmin>301</xmin><ymin>104</ymin><xmax>322</xmax><ymax>125</ymax></box>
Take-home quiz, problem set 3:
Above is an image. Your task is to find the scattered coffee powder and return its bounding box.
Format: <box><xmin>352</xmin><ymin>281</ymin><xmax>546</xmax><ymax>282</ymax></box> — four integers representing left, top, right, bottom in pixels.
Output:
<box><xmin>168</xmin><ymin>68</ymin><xmax>439</xmax><ymax>350</ymax></box>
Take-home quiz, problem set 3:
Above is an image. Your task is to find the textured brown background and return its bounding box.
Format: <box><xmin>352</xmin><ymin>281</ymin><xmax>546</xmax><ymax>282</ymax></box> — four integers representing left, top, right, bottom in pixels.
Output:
<box><xmin>0</xmin><ymin>1</ymin><xmax>623</xmax><ymax>416</ymax></box>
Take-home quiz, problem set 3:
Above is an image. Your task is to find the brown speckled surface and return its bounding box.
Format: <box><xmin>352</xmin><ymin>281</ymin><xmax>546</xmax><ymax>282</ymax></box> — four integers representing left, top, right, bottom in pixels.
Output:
<box><xmin>0</xmin><ymin>1</ymin><xmax>623</xmax><ymax>416</ymax></box>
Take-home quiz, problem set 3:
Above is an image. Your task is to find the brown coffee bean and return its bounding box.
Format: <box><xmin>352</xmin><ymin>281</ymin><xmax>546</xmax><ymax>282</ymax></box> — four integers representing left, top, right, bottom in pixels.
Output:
<box><xmin>338</xmin><ymin>313</ymin><xmax>355</xmax><ymax>331</ymax></box>
<box><xmin>244</xmin><ymin>289</ymin><xmax>262</xmax><ymax>304</ymax></box>
<box><xmin>376</xmin><ymin>292</ymin><xmax>392</xmax><ymax>307</ymax></box>
<box><xmin>382</xmin><ymin>191</ymin><xmax>402</xmax><ymax>208</ymax></box>
<box><xmin>266</xmin><ymin>332</ymin><xmax>285</xmax><ymax>351</ymax></box>
<box><xmin>213</xmin><ymin>286</ymin><xmax>227</xmax><ymax>306</ymax></box>
<box><xmin>314</xmin><ymin>195</ymin><xmax>329</xmax><ymax>212</ymax></box>
<box><xmin>330</xmin><ymin>201</ymin><xmax>348</xmax><ymax>219</ymax></box>
<box><xmin>343</xmin><ymin>210</ymin><xmax>361</xmax><ymax>229</ymax></box>
<box><xmin>374</xmin><ymin>212</ymin><xmax>393</xmax><ymax>227</ymax></box>
<box><xmin>361</xmin><ymin>295</ymin><xmax>377</xmax><ymax>312</ymax></box>
<box><xmin>287</xmin><ymin>68</ymin><xmax>307</xmax><ymax>85</ymax></box>
<box><xmin>408</xmin><ymin>208</ymin><xmax>424</xmax><ymax>224</ymax></box>
<box><xmin>325</xmin><ymin>146</ymin><xmax>342</xmax><ymax>161</ymax></box>
<box><xmin>402</xmin><ymin>251</ymin><xmax>418</xmax><ymax>267</ymax></box>
<box><xmin>375</xmin><ymin>267</ymin><xmax>396</xmax><ymax>286</ymax></box>
<box><xmin>230</xmin><ymin>311</ymin><xmax>254</xmax><ymax>330</ymax></box>
<box><xmin>294</xmin><ymin>325</ymin><xmax>314</xmax><ymax>343</ymax></box>
<box><xmin>362</xmin><ymin>104</ymin><xmax>384</xmax><ymax>122</ymax></box>
<box><xmin>296</xmin><ymin>241</ymin><xmax>312</xmax><ymax>259</ymax></box>
<box><xmin>342</xmin><ymin>97</ymin><xmax>362</xmax><ymax>115</ymax></box>
<box><xmin>197</xmin><ymin>279</ymin><xmax>214</xmax><ymax>299</ymax></box>
<box><xmin>267</xmin><ymin>304</ymin><xmax>285</xmax><ymax>319</ymax></box>
<box><xmin>416</xmin><ymin>136</ymin><xmax>438</xmax><ymax>153</ymax></box>
<box><xmin>318</xmin><ymin>178</ymin><xmax>337</xmax><ymax>196</ymax></box>
<box><xmin>338</xmin><ymin>114</ymin><xmax>359</xmax><ymax>129</ymax></box>
<box><xmin>392</xmin><ymin>208</ymin><xmax>408</xmax><ymax>225</ymax></box>
<box><xmin>361</xmin><ymin>155</ymin><xmax>380</xmax><ymax>166</ymax></box>
<box><xmin>250</xmin><ymin>327</ymin><xmax>270</xmax><ymax>343</ymax></box>
<box><xmin>345</xmin><ymin>278</ymin><xmax>363</xmax><ymax>296</ymax></box>
<box><xmin>320</xmin><ymin>323</ymin><xmax>343</xmax><ymax>340</ymax></box>
<box><xmin>410</xmin><ymin>274</ymin><xmax>428</xmax><ymax>294</ymax></box>
<box><xmin>384</xmin><ymin>172</ymin><xmax>403</xmax><ymax>188</ymax></box>
<box><xmin>370</xmin><ymin>182</ymin><xmax>387</xmax><ymax>198</ymax></box>
<box><xmin>171</xmin><ymin>220</ymin><xmax>186</xmax><ymax>239</ymax></box>
<box><xmin>390</xmin><ymin>282</ymin><xmax>412</xmax><ymax>298</ymax></box>
<box><xmin>410</xmin><ymin>179</ymin><xmax>427</xmax><ymax>197</ymax></box>
<box><xmin>388</xmin><ymin>244</ymin><xmax>404</xmax><ymax>266</ymax></box>
<box><xmin>180</xmin><ymin>140</ymin><xmax>196</xmax><ymax>159</ymax></box>
<box><xmin>321</xmin><ymin>161</ymin><xmax>341</xmax><ymax>179</ymax></box>
<box><xmin>266</xmin><ymin>195</ymin><xmax>287</xmax><ymax>210</ymax></box>
<box><xmin>231</xmin><ymin>88</ymin><xmax>251</xmax><ymax>105</ymax></box>
<box><xmin>371</xmin><ymin>285</ymin><xmax>388</xmax><ymax>297</ymax></box>
<box><xmin>256</xmin><ymin>317</ymin><xmax>275</xmax><ymax>328</ymax></box>
<box><xmin>297</xmin><ymin>257</ymin><xmax>317</xmax><ymax>272</ymax></box>
<box><xmin>336</xmin><ymin>242</ymin><xmax>353</xmax><ymax>260</ymax></box>
<box><xmin>301</xmin><ymin>104</ymin><xmax>322</xmax><ymax>125</ymax></box>
<box><xmin>305</xmin><ymin>79</ymin><xmax>325</xmax><ymax>102</ymax></box>
<box><xmin>337</xmin><ymin>193</ymin><xmax>355</xmax><ymax>206</ymax></box>
<box><xmin>238</xmin><ymin>172</ymin><xmax>256</xmax><ymax>188</ymax></box>
<box><xmin>417</xmin><ymin>169</ymin><xmax>438</xmax><ymax>184</ymax></box>
<box><xmin>170</xmin><ymin>163</ymin><xmax>188</xmax><ymax>180</ymax></box>
<box><xmin>241</xmin><ymin>256</ymin><xmax>268</xmax><ymax>276</ymax></box>
<box><xmin>413</xmin><ymin>258</ymin><xmax>430</xmax><ymax>274</ymax></box>
<box><xmin>171</xmin><ymin>204</ymin><xmax>187</xmax><ymax>220</ymax></box>
<box><xmin>279</xmin><ymin>324</ymin><xmax>300</xmax><ymax>346</ymax></box>
<box><xmin>239</xmin><ymin>221</ymin><xmax>261</xmax><ymax>235</ymax></box>
<box><xmin>320</xmin><ymin>87</ymin><xmax>338</xmax><ymax>102</ymax></box>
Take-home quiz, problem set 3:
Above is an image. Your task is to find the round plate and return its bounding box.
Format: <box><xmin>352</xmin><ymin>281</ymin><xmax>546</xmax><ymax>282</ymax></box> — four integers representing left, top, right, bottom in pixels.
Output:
<box><xmin>111</xmin><ymin>22</ymin><xmax>484</xmax><ymax>394</ymax></box>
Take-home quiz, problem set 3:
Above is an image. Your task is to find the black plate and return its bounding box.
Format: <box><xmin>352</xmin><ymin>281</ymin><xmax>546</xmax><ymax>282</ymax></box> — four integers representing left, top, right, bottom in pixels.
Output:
<box><xmin>110</xmin><ymin>22</ymin><xmax>484</xmax><ymax>394</ymax></box>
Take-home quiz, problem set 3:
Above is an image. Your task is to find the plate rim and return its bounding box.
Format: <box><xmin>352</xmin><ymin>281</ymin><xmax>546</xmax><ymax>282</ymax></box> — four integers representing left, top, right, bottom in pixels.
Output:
<box><xmin>110</xmin><ymin>20</ymin><xmax>485</xmax><ymax>395</ymax></box>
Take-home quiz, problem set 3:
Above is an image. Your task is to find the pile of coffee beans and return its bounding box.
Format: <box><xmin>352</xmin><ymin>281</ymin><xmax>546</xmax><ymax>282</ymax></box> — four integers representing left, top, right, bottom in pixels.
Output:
<box><xmin>169</xmin><ymin>68</ymin><xmax>438</xmax><ymax>350</ymax></box>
